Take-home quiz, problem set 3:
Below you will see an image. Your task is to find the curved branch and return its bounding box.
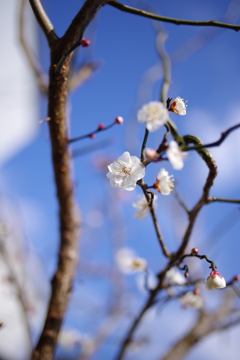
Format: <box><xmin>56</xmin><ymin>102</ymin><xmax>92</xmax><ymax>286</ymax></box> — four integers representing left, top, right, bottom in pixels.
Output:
<box><xmin>108</xmin><ymin>0</ymin><xmax>240</xmax><ymax>31</ymax></box>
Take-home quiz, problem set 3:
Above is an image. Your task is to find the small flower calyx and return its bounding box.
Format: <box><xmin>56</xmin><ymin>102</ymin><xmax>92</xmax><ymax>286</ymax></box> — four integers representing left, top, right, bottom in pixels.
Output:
<box><xmin>168</xmin><ymin>97</ymin><xmax>187</xmax><ymax>115</ymax></box>
<box><xmin>206</xmin><ymin>270</ymin><xmax>226</xmax><ymax>290</ymax></box>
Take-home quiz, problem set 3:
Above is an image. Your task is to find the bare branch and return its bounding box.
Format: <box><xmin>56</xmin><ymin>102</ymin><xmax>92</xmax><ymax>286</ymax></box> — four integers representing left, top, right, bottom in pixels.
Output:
<box><xmin>20</xmin><ymin>0</ymin><xmax>48</xmax><ymax>94</ymax></box>
<box><xmin>182</xmin><ymin>123</ymin><xmax>240</xmax><ymax>151</ymax></box>
<box><xmin>55</xmin><ymin>0</ymin><xmax>109</xmax><ymax>71</ymax></box>
<box><xmin>137</xmin><ymin>180</ymin><xmax>171</xmax><ymax>258</ymax></box>
<box><xmin>108</xmin><ymin>0</ymin><xmax>240</xmax><ymax>31</ymax></box>
<box><xmin>209</xmin><ymin>197</ymin><xmax>240</xmax><ymax>204</ymax></box>
<box><xmin>28</xmin><ymin>0</ymin><xmax>58</xmax><ymax>45</ymax></box>
<box><xmin>160</xmin><ymin>293</ymin><xmax>238</xmax><ymax>360</ymax></box>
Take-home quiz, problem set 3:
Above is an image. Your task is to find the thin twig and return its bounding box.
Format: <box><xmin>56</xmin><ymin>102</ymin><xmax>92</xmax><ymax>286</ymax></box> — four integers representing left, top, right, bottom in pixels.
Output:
<box><xmin>182</xmin><ymin>123</ymin><xmax>240</xmax><ymax>151</ymax></box>
<box><xmin>138</xmin><ymin>180</ymin><xmax>171</xmax><ymax>258</ymax></box>
<box><xmin>28</xmin><ymin>0</ymin><xmax>58</xmax><ymax>45</ymax></box>
<box><xmin>208</xmin><ymin>197</ymin><xmax>240</xmax><ymax>204</ymax></box>
<box><xmin>173</xmin><ymin>190</ymin><xmax>190</xmax><ymax>214</ymax></box>
<box><xmin>69</xmin><ymin>122</ymin><xmax>116</xmax><ymax>143</ymax></box>
<box><xmin>108</xmin><ymin>0</ymin><xmax>240</xmax><ymax>31</ymax></box>
<box><xmin>140</xmin><ymin>129</ymin><xmax>149</xmax><ymax>161</ymax></box>
<box><xmin>0</xmin><ymin>238</ymin><xmax>32</xmax><ymax>351</ymax></box>
<box><xmin>20</xmin><ymin>0</ymin><xmax>48</xmax><ymax>94</ymax></box>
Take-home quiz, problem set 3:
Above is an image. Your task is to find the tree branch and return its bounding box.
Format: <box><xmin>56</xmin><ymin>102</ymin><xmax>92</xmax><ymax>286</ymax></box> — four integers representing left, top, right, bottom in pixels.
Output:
<box><xmin>29</xmin><ymin>1</ymin><xmax>109</xmax><ymax>360</ymax></box>
<box><xmin>28</xmin><ymin>0</ymin><xmax>58</xmax><ymax>45</ymax></box>
<box><xmin>182</xmin><ymin>123</ymin><xmax>240</xmax><ymax>151</ymax></box>
<box><xmin>20</xmin><ymin>0</ymin><xmax>48</xmax><ymax>94</ymax></box>
<box><xmin>108</xmin><ymin>0</ymin><xmax>240</xmax><ymax>31</ymax></box>
<box><xmin>55</xmin><ymin>0</ymin><xmax>109</xmax><ymax>71</ymax></box>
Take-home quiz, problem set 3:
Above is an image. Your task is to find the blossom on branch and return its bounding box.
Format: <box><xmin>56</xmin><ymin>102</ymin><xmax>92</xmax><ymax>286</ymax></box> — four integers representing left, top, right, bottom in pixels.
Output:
<box><xmin>106</xmin><ymin>152</ymin><xmax>145</xmax><ymax>191</ymax></box>
<box><xmin>137</xmin><ymin>101</ymin><xmax>169</xmax><ymax>132</ymax></box>
<box><xmin>132</xmin><ymin>195</ymin><xmax>157</xmax><ymax>220</ymax></box>
<box><xmin>154</xmin><ymin>168</ymin><xmax>174</xmax><ymax>195</ymax></box>
<box><xmin>206</xmin><ymin>270</ymin><xmax>226</xmax><ymax>290</ymax></box>
<box><xmin>169</xmin><ymin>97</ymin><xmax>187</xmax><ymax>115</ymax></box>
<box><xmin>165</xmin><ymin>267</ymin><xmax>186</xmax><ymax>285</ymax></box>
<box><xmin>166</xmin><ymin>140</ymin><xmax>187</xmax><ymax>170</ymax></box>
<box><xmin>180</xmin><ymin>291</ymin><xmax>203</xmax><ymax>309</ymax></box>
<box><xmin>115</xmin><ymin>248</ymin><xmax>147</xmax><ymax>274</ymax></box>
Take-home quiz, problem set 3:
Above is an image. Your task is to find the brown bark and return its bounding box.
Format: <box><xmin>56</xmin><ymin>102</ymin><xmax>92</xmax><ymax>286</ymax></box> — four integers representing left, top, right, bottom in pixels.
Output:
<box><xmin>28</xmin><ymin>1</ymin><xmax>109</xmax><ymax>359</ymax></box>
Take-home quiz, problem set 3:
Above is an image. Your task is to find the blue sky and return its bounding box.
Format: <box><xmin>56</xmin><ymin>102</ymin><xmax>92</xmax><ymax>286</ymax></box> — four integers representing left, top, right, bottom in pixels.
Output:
<box><xmin>1</xmin><ymin>0</ymin><xmax>240</xmax><ymax>359</ymax></box>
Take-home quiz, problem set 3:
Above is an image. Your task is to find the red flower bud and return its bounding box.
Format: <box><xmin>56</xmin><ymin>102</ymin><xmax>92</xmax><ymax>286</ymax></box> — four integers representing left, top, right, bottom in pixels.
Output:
<box><xmin>114</xmin><ymin>116</ymin><xmax>124</xmax><ymax>125</ymax></box>
<box><xmin>191</xmin><ymin>247</ymin><xmax>199</xmax><ymax>255</ymax></box>
<box><xmin>98</xmin><ymin>123</ymin><xmax>104</xmax><ymax>130</ymax></box>
<box><xmin>80</xmin><ymin>38</ymin><xmax>91</xmax><ymax>47</ymax></box>
<box><xmin>89</xmin><ymin>134</ymin><xmax>96</xmax><ymax>139</ymax></box>
<box><xmin>232</xmin><ymin>275</ymin><xmax>240</xmax><ymax>282</ymax></box>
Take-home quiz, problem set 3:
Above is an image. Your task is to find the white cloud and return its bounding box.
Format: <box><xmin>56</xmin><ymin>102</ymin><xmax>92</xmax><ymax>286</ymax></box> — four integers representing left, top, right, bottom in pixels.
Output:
<box><xmin>0</xmin><ymin>0</ymin><xmax>38</xmax><ymax>166</ymax></box>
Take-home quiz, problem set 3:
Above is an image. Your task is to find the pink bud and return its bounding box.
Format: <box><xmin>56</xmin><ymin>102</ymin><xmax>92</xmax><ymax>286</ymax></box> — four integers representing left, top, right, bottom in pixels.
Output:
<box><xmin>114</xmin><ymin>116</ymin><xmax>124</xmax><ymax>125</ymax></box>
<box><xmin>191</xmin><ymin>247</ymin><xmax>199</xmax><ymax>255</ymax></box>
<box><xmin>89</xmin><ymin>134</ymin><xmax>96</xmax><ymax>139</ymax></box>
<box><xmin>98</xmin><ymin>123</ymin><xmax>104</xmax><ymax>130</ymax></box>
<box><xmin>232</xmin><ymin>275</ymin><xmax>240</xmax><ymax>282</ymax></box>
<box><xmin>80</xmin><ymin>38</ymin><xmax>91</xmax><ymax>47</ymax></box>
<box><xmin>145</xmin><ymin>148</ymin><xmax>158</xmax><ymax>161</ymax></box>
<box><xmin>193</xmin><ymin>287</ymin><xmax>200</xmax><ymax>295</ymax></box>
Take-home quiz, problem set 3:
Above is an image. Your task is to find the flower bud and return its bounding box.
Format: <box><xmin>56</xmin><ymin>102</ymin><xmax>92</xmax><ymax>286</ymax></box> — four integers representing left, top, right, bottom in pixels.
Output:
<box><xmin>145</xmin><ymin>148</ymin><xmax>158</xmax><ymax>161</ymax></box>
<box><xmin>191</xmin><ymin>247</ymin><xmax>199</xmax><ymax>255</ymax></box>
<box><xmin>206</xmin><ymin>270</ymin><xmax>226</xmax><ymax>290</ymax></box>
<box><xmin>80</xmin><ymin>38</ymin><xmax>91</xmax><ymax>47</ymax></box>
<box><xmin>98</xmin><ymin>123</ymin><xmax>104</xmax><ymax>130</ymax></box>
<box><xmin>115</xmin><ymin>116</ymin><xmax>124</xmax><ymax>125</ymax></box>
<box><xmin>232</xmin><ymin>275</ymin><xmax>240</xmax><ymax>282</ymax></box>
<box><xmin>193</xmin><ymin>287</ymin><xmax>200</xmax><ymax>295</ymax></box>
<box><xmin>89</xmin><ymin>134</ymin><xmax>96</xmax><ymax>139</ymax></box>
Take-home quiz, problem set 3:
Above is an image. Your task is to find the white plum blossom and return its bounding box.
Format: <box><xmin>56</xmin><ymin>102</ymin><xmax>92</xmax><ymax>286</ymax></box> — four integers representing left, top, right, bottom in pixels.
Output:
<box><xmin>180</xmin><ymin>291</ymin><xmax>203</xmax><ymax>309</ymax></box>
<box><xmin>154</xmin><ymin>168</ymin><xmax>174</xmax><ymax>195</ymax></box>
<box><xmin>165</xmin><ymin>267</ymin><xmax>186</xmax><ymax>285</ymax></box>
<box><xmin>206</xmin><ymin>270</ymin><xmax>226</xmax><ymax>290</ymax></box>
<box><xmin>58</xmin><ymin>329</ymin><xmax>95</xmax><ymax>354</ymax></box>
<box><xmin>166</xmin><ymin>140</ymin><xmax>187</xmax><ymax>170</ymax></box>
<box><xmin>106</xmin><ymin>152</ymin><xmax>145</xmax><ymax>191</ymax></box>
<box><xmin>169</xmin><ymin>97</ymin><xmax>187</xmax><ymax>115</ymax></box>
<box><xmin>132</xmin><ymin>195</ymin><xmax>157</xmax><ymax>220</ymax></box>
<box><xmin>137</xmin><ymin>101</ymin><xmax>169</xmax><ymax>132</ymax></box>
<box><xmin>115</xmin><ymin>248</ymin><xmax>147</xmax><ymax>274</ymax></box>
